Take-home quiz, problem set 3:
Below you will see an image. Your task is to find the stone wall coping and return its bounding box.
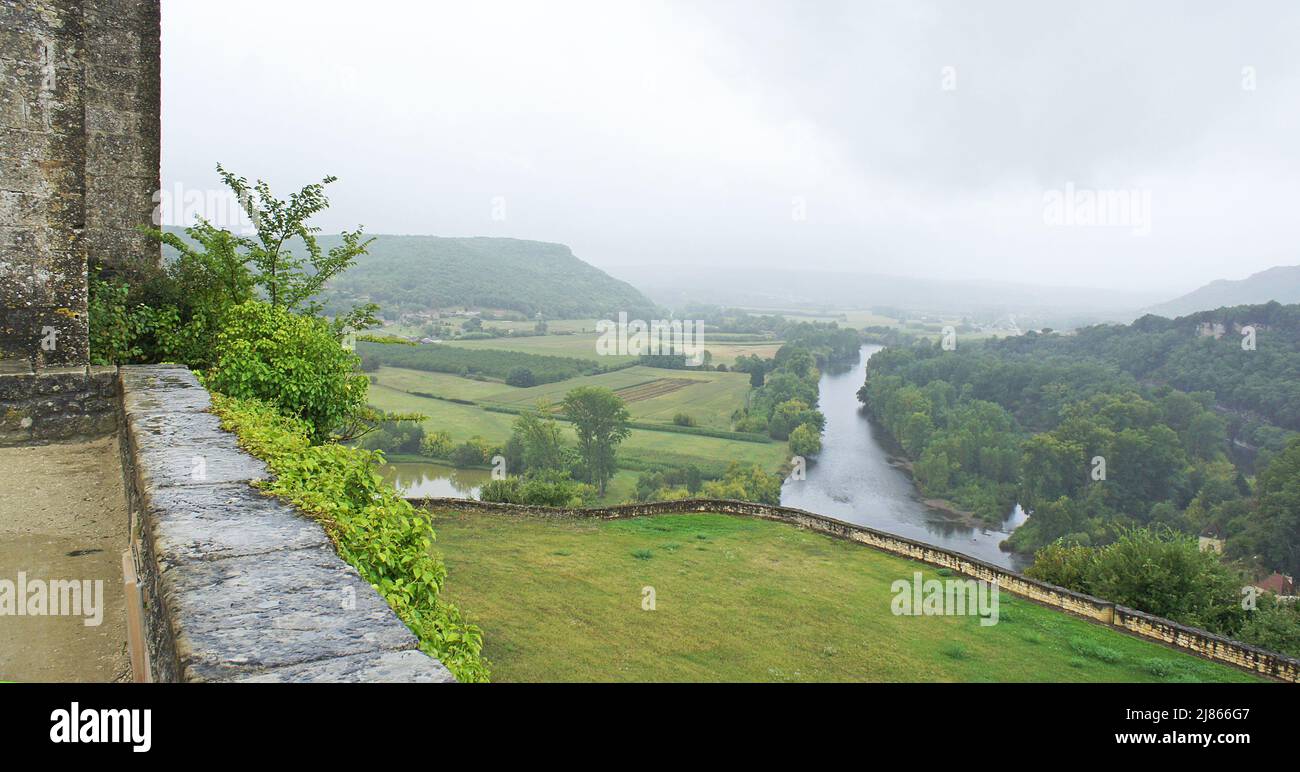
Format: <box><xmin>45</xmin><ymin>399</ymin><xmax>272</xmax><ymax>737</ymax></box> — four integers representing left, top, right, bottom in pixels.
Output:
<box><xmin>410</xmin><ymin>496</ymin><xmax>1300</xmax><ymax>682</ymax></box>
<box><xmin>119</xmin><ymin>365</ymin><xmax>454</xmax><ymax>682</ymax></box>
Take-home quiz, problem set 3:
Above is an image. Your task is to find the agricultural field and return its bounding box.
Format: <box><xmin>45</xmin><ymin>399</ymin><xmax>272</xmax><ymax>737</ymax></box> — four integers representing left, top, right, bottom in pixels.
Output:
<box><xmin>372</xmin><ymin>367</ymin><xmax>509</xmax><ymax>401</ymax></box>
<box><xmin>367</xmin><ymin>379</ymin><xmax>786</xmax><ymax>480</ymax></box>
<box><xmin>444</xmin><ymin>331</ymin><xmax>782</xmax><ymax>367</ymax></box>
<box><xmin>428</xmin><ymin>511</ymin><xmax>1261</xmax><ymax>683</ymax></box>
<box><xmin>358</xmin><ymin>340</ymin><xmax>613</xmax><ymax>383</ymax></box>
<box><xmin>374</xmin><ymin>365</ymin><xmax>756</xmax><ymax>432</ymax></box>
<box><xmin>481</xmin><ymin>366</ymin><xmax>753</xmax><ymax>431</ymax></box>
<box><xmin>482</xmin><ymin>318</ymin><xmax>604</xmax><ymax>334</ymax></box>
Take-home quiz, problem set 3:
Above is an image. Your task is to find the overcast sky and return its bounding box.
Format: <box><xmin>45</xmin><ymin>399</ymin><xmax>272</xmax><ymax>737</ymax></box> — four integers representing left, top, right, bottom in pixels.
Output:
<box><xmin>161</xmin><ymin>0</ymin><xmax>1300</xmax><ymax>294</ymax></box>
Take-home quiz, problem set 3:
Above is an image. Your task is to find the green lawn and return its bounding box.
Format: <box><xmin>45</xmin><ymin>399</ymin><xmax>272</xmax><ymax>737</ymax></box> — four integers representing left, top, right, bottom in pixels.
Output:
<box><xmin>429</xmin><ymin>511</ymin><xmax>1262</xmax><ymax>683</ymax></box>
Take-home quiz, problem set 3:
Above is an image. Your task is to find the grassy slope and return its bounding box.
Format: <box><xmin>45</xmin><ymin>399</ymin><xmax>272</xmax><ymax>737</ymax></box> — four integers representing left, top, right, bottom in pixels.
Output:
<box><xmin>430</xmin><ymin>511</ymin><xmax>1261</xmax><ymax>683</ymax></box>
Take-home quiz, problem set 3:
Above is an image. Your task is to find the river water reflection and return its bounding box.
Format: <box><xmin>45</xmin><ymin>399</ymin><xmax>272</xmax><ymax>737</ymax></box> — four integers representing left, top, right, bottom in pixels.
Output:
<box><xmin>780</xmin><ymin>344</ymin><xmax>1029</xmax><ymax>571</ymax></box>
<box><xmin>381</xmin><ymin>462</ymin><xmax>491</xmax><ymax>499</ymax></box>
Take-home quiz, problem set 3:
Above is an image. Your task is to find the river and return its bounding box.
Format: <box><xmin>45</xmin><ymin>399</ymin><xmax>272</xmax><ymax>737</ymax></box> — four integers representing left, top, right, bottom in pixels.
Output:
<box><xmin>383</xmin><ymin>343</ymin><xmax>1028</xmax><ymax>570</ymax></box>
<box><xmin>780</xmin><ymin>344</ymin><xmax>1029</xmax><ymax>571</ymax></box>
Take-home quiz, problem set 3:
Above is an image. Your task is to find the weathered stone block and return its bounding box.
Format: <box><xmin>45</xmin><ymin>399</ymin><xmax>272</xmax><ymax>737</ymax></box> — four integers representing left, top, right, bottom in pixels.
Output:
<box><xmin>143</xmin><ymin>483</ymin><xmax>332</xmax><ymax>567</ymax></box>
<box><xmin>133</xmin><ymin>433</ymin><xmax>268</xmax><ymax>489</ymax></box>
<box><xmin>160</xmin><ymin>546</ymin><xmax>420</xmax><ymax>682</ymax></box>
<box><xmin>236</xmin><ymin>650</ymin><xmax>456</xmax><ymax>684</ymax></box>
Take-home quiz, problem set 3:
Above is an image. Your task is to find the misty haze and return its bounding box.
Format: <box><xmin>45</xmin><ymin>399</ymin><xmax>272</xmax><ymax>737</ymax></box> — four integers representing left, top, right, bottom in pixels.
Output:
<box><xmin>4</xmin><ymin>0</ymin><xmax>1299</xmax><ymax>710</ymax></box>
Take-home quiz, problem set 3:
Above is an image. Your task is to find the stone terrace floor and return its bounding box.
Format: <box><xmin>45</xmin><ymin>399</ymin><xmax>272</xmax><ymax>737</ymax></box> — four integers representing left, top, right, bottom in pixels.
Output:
<box><xmin>0</xmin><ymin>437</ymin><xmax>129</xmax><ymax>682</ymax></box>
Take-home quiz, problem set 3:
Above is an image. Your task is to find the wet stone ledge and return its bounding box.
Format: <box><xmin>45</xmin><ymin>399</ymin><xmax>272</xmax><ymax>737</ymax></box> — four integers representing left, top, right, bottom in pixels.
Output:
<box><xmin>118</xmin><ymin>365</ymin><xmax>454</xmax><ymax>682</ymax></box>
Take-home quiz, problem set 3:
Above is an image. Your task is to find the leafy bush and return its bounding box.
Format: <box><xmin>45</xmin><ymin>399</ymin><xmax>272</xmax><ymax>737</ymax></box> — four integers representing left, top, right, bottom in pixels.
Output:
<box><xmin>478</xmin><ymin>471</ymin><xmax>597</xmax><ymax>507</ymax></box>
<box><xmin>449</xmin><ymin>439</ymin><xmax>491</xmax><ymax>467</ymax></box>
<box><xmin>359</xmin><ymin>419</ymin><xmax>425</xmax><ymax>455</ymax></box>
<box><xmin>419</xmin><ymin>430</ymin><xmax>454</xmax><ymax>459</ymax></box>
<box><xmin>208</xmin><ymin>301</ymin><xmax>368</xmax><ymax>441</ymax></box>
<box><xmin>789</xmin><ymin>423</ymin><xmax>822</xmax><ymax>457</ymax></box>
<box><xmin>505</xmin><ymin>367</ymin><xmax>536</xmax><ymax>387</ymax></box>
<box><xmin>88</xmin><ymin>274</ymin><xmax>161</xmax><ymax>365</ymax></box>
<box><xmin>1029</xmin><ymin>527</ymin><xmax>1247</xmax><ymax>633</ymax></box>
<box><xmin>209</xmin><ymin>394</ymin><xmax>488</xmax><ymax>682</ymax></box>
<box><xmin>672</xmin><ymin>412</ymin><xmax>696</xmax><ymax>427</ymax></box>
<box><xmin>699</xmin><ymin>462</ymin><xmax>783</xmax><ymax>505</ymax></box>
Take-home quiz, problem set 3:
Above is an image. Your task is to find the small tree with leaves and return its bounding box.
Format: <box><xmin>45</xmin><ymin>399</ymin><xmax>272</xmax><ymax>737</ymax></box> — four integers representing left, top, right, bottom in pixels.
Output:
<box><xmin>561</xmin><ymin>386</ymin><xmax>631</xmax><ymax>496</ymax></box>
<box><xmin>217</xmin><ymin>164</ymin><xmax>379</xmax><ymax>334</ymax></box>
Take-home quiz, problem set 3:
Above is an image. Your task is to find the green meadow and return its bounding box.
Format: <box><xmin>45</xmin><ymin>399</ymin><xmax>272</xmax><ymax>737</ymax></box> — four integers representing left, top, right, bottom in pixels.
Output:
<box><xmin>367</xmin><ymin>375</ymin><xmax>788</xmax><ymax>479</ymax></box>
<box><xmin>428</xmin><ymin>511</ymin><xmax>1263</xmax><ymax>683</ymax></box>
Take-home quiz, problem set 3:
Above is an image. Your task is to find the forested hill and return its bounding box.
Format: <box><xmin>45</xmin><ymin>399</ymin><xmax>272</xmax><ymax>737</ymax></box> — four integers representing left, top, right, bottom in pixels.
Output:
<box><xmin>1145</xmin><ymin>265</ymin><xmax>1300</xmax><ymax>318</ymax></box>
<box><xmin>161</xmin><ymin>228</ymin><xmax>657</xmax><ymax>319</ymax></box>
<box><xmin>859</xmin><ymin>300</ymin><xmax>1300</xmax><ymax>567</ymax></box>
<box><xmin>1027</xmin><ymin>302</ymin><xmax>1300</xmax><ymax>443</ymax></box>
<box><xmin>320</xmin><ymin>235</ymin><xmax>657</xmax><ymax>319</ymax></box>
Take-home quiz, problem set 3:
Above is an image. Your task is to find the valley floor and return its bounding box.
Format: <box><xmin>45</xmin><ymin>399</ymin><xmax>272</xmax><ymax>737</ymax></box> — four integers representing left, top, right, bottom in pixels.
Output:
<box><xmin>427</xmin><ymin>510</ymin><xmax>1261</xmax><ymax>683</ymax></box>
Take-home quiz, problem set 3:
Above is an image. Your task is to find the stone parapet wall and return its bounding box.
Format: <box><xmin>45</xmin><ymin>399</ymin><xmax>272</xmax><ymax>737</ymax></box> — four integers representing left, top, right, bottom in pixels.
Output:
<box><xmin>411</xmin><ymin>496</ymin><xmax>1300</xmax><ymax>682</ymax></box>
<box><xmin>119</xmin><ymin>365</ymin><xmax>454</xmax><ymax>682</ymax></box>
<box><xmin>0</xmin><ymin>364</ymin><xmax>117</xmax><ymax>445</ymax></box>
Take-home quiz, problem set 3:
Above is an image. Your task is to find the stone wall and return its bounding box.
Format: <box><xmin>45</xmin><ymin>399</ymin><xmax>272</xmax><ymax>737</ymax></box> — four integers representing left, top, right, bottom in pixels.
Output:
<box><xmin>411</xmin><ymin>496</ymin><xmax>1300</xmax><ymax>682</ymax></box>
<box><xmin>119</xmin><ymin>365</ymin><xmax>455</xmax><ymax>682</ymax></box>
<box><xmin>0</xmin><ymin>364</ymin><xmax>117</xmax><ymax>445</ymax></box>
<box><xmin>0</xmin><ymin>0</ymin><xmax>160</xmax><ymax>371</ymax></box>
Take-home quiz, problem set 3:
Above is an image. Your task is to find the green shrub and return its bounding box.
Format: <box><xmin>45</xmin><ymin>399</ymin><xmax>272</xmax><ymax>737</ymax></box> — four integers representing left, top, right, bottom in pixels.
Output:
<box><xmin>449</xmin><ymin>439</ymin><xmax>490</xmax><ymax>468</ymax></box>
<box><xmin>699</xmin><ymin>462</ymin><xmax>783</xmax><ymax>505</ymax></box>
<box><xmin>788</xmin><ymin>422</ymin><xmax>822</xmax><ymax>457</ymax></box>
<box><xmin>210</xmin><ymin>393</ymin><xmax>488</xmax><ymax>682</ymax></box>
<box><xmin>673</xmin><ymin>412</ymin><xmax>696</xmax><ymax>427</ymax></box>
<box><xmin>505</xmin><ymin>367</ymin><xmax>536</xmax><ymax>387</ymax></box>
<box><xmin>208</xmin><ymin>301</ymin><xmax>367</xmax><ymax>441</ymax></box>
<box><xmin>478</xmin><ymin>471</ymin><xmax>597</xmax><ymax>507</ymax></box>
<box><xmin>420</xmin><ymin>430</ymin><xmax>454</xmax><ymax>459</ymax></box>
<box><xmin>359</xmin><ymin>418</ymin><xmax>425</xmax><ymax>455</ymax></box>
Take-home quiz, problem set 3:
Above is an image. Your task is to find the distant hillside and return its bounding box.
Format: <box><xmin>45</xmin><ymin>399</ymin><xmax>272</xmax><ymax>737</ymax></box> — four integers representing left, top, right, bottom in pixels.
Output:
<box><xmin>162</xmin><ymin>229</ymin><xmax>656</xmax><ymax>319</ymax></box>
<box><xmin>999</xmin><ymin>301</ymin><xmax>1300</xmax><ymax>455</ymax></box>
<box><xmin>1146</xmin><ymin>265</ymin><xmax>1300</xmax><ymax>318</ymax></box>
<box><xmin>631</xmin><ymin>266</ymin><xmax>1163</xmax><ymax>329</ymax></box>
<box><xmin>321</xmin><ymin>235</ymin><xmax>657</xmax><ymax>319</ymax></box>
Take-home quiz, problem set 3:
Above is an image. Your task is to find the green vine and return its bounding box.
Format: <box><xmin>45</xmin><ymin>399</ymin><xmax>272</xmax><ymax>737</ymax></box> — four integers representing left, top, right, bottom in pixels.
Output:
<box><xmin>210</xmin><ymin>393</ymin><xmax>489</xmax><ymax>682</ymax></box>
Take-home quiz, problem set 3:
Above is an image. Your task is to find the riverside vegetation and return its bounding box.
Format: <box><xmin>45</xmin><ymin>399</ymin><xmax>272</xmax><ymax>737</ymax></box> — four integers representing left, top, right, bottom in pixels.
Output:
<box><xmin>858</xmin><ymin>317</ymin><xmax>1300</xmax><ymax>658</ymax></box>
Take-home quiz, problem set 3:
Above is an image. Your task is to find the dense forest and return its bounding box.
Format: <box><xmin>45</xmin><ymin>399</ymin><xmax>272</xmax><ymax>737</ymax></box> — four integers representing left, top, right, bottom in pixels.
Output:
<box><xmin>858</xmin><ymin>303</ymin><xmax>1300</xmax><ymax>577</ymax></box>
